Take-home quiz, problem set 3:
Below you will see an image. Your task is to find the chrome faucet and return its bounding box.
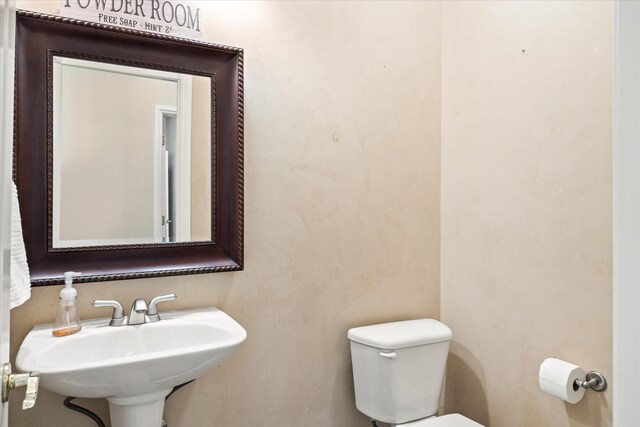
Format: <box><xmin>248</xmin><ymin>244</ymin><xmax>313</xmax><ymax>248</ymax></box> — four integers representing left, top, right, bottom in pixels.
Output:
<box><xmin>93</xmin><ymin>294</ymin><xmax>177</xmax><ymax>326</ymax></box>
<box><xmin>128</xmin><ymin>299</ymin><xmax>149</xmax><ymax>325</ymax></box>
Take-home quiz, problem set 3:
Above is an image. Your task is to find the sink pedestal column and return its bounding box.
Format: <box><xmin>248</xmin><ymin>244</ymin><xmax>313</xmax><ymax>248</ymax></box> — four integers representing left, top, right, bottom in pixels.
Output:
<box><xmin>108</xmin><ymin>389</ymin><xmax>172</xmax><ymax>427</ymax></box>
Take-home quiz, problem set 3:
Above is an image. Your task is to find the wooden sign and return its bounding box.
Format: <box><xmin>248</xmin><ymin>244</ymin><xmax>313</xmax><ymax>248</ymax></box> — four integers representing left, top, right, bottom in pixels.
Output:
<box><xmin>59</xmin><ymin>0</ymin><xmax>203</xmax><ymax>40</ymax></box>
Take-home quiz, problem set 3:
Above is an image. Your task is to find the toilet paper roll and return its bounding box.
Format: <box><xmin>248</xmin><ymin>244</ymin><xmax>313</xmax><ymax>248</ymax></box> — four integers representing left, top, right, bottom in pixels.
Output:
<box><xmin>538</xmin><ymin>358</ymin><xmax>586</xmax><ymax>404</ymax></box>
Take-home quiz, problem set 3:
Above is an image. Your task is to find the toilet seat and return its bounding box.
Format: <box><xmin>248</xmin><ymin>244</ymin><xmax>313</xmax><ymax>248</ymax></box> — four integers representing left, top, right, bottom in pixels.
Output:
<box><xmin>397</xmin><ymin>413</ymin><xmax>484</xmax><ymax>427</ymax></box>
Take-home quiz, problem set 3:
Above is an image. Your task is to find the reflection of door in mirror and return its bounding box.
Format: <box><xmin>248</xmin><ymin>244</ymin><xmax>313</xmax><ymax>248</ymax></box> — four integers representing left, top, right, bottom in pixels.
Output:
<box><xmin>156</xmin><ymin>105</ymin><xmax>176</xmax><ymax>243</ymax></box>
<box><xmin>155</xmin><ymin>105</ymin><xmax>192</xmax><ymax>243</ymax></box>
<box><xmin>51</xmin><ymin>57</ymin><xmax>211</xmax><ymax>248</ymax></box>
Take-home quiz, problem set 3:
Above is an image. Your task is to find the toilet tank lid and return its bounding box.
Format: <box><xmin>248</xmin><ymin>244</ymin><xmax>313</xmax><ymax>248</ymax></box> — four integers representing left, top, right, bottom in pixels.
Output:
<box><xmin>347</xmin><ymin>319</ymin><xmax>452</xmax><ymax>349</ymax></box>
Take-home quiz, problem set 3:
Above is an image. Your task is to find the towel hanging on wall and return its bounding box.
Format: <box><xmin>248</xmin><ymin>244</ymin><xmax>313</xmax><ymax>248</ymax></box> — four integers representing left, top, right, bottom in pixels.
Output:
<box><xmin>11</xmin><ymin>180</ymin><xmax>30</xmax><ymax>308</ymax></box>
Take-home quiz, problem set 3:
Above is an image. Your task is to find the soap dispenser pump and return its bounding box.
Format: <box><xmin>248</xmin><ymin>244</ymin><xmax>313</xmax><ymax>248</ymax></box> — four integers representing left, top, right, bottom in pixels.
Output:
<box><xmin>52</xmin><ymin>271</ymin><xmax>82</xmax><ymax>337</ymax></box>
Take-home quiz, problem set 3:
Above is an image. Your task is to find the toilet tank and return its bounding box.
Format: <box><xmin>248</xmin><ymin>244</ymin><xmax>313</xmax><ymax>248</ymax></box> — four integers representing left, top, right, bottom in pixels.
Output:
<box><xmin>347</xmin><ymin>319</ymin><xmax>452</xmax><ymax>425</ymax></box>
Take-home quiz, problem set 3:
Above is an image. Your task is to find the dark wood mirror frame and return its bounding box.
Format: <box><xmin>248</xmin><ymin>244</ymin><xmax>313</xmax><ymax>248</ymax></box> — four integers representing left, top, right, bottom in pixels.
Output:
<box><xmin>14</xmin><ymin>11</ymin><xmax>243</xmax><ymax>286</ymax></box>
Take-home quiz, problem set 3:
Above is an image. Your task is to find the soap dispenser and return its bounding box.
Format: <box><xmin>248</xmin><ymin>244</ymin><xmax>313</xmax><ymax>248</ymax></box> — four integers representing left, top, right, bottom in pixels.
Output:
<box><xmin>52</xmin><ymin>271</ymin><xmax>82</xmax><ymax>337</ymax></box>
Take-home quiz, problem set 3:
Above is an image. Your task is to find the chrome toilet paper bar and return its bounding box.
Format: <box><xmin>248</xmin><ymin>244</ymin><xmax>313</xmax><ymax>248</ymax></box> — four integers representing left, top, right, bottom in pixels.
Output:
<box><xmin>574</xmin><ymin>371</ymin><xmax>607</xmax><ymax>392</ymax></box>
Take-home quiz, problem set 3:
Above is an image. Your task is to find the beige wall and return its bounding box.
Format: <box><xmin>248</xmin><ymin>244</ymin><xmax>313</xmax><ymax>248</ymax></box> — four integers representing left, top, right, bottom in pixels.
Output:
<box><xmin>11</xmin><ymin>1</ymin><xmax>441</xmax><ymax>426</ymax></box>
<box><xmin>10</xmin><ymin>1</ymin><xmax>614</xmax><ymax>426</ymax></box>
<box><xmin>190</xmin><ymin>75</ymin><xmax>212</xmax><ymax>241</ymax></box>
<box><xmin>441</xmin><ymin>2</ymin><xmax>612</xmax><ymax>427</ymax></box>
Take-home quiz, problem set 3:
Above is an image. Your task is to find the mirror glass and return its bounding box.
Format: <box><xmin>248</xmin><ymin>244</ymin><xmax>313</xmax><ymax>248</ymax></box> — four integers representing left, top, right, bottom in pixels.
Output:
<box><xmin>52</xmin><ymin>57</ymin><xmax>212</xmax><ymax>248</ymax></box>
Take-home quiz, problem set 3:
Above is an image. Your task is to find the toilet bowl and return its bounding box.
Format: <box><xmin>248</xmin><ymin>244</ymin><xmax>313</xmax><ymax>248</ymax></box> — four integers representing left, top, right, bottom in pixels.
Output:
<box><xmin>347</xmin><ymin>319</ymin><xmax>484</xmax><ymax>427</ymax></box>
<box><xmin>394</xmin><ymin>413</ymin><xmax>483</xmax><ymax>426</ymax></box>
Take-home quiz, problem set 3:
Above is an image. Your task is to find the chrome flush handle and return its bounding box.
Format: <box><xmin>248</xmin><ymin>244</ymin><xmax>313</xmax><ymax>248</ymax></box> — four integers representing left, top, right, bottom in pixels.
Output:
<box><xmin>379</xmin><ymin>352</ymin><xmax>397</xmax><ymax>359</ymax></box>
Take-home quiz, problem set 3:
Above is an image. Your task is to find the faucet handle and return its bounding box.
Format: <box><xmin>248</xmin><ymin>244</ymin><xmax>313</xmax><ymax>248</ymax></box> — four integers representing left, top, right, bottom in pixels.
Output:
<box><xmin>93</xmin><ymin>300</ymin><xmax>127</xmax><ymax>326</ymax></box>
<box><xmin>146</xmin><ymin>293</ymin><xmax>177</xmax><ymax>322</ymax></box>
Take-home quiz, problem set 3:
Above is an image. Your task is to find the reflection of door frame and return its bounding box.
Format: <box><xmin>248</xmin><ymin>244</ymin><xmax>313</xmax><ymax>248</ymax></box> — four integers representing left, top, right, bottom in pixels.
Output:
<box><xmin>153</xmin><ymin>105</ymin><xmax>193</xmax><ymax>242</ymax></box>
<box><xmin>153</xmin><ymin>77</ymin><xmax>192</xmax><ymax>242</ymax></box>
<box><xmin>153</xmin><ymin>105</ymin><xmax>176</xmax><ymax>243</ymax></box>
<box><xmin>51</xmin><ymin>58</ymin><xmax>192</xmax><ymax>247</ymax></box>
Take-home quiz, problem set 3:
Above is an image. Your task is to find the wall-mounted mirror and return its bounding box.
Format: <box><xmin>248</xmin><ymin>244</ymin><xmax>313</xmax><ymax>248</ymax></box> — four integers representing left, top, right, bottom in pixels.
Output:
<box><xmin>15</xmin><ymin>11</ymin><xmax>244</xmax><ymax>285</ymax></box>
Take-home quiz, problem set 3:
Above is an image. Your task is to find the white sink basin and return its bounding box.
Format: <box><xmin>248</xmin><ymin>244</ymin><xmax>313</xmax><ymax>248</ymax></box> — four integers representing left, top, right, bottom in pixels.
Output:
<box><xmin>16</xmin><ymin>307</ymin><xmax>246</xmax><ymax>427</ymax></box>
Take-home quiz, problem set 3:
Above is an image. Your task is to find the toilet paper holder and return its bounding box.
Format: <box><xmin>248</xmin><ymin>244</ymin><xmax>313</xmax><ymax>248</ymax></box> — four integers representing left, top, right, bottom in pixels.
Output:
<box><xmin>574</xmin><ymin>371</ymin><xmax>607</xmax><ymax>392</ymax></box>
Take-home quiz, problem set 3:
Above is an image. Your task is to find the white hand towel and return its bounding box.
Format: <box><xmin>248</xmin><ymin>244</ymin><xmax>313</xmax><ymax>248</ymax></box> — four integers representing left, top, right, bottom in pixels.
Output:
<box><xmin>10</xmin><ymin>180</ymin><xmax>30</xmax><ymax>309</ymax></box>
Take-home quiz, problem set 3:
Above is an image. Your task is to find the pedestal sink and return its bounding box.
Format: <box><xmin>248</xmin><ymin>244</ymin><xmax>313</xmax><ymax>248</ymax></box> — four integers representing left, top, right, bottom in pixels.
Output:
<box><xmin>16</xmin><ymin>307</ymin><xmax>247</xmax><ymax>427</ymax></box>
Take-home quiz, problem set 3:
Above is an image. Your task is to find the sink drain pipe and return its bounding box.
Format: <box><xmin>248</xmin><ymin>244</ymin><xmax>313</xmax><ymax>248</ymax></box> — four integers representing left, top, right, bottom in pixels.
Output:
<box><xmin>63</xmin><ymin>380</ymin><xmax>195</xmax><ymax>427</ymax></box>
<box><xmin>63</xmin><ymin>397</ymin><xmax>105</xmax><ymax>427</ymax></box>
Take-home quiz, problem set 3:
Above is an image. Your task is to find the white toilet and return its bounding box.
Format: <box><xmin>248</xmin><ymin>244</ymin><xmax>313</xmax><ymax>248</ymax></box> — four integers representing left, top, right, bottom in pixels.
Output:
<box><xmin>347</xmin><ymin>319</ymin><xmax>484</xmax><ymax>427</ymax></box>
